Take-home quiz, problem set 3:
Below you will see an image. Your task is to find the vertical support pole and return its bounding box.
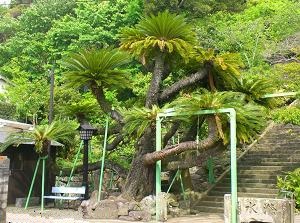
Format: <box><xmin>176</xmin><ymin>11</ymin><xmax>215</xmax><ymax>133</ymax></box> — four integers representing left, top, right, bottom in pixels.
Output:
<box><xmin>229</xmin><ymin>109</ymin><xmax>237</xmax><ymax>223</ymax></box>
<box><xmin>67</xmin><ymin>141</ymin><xmax>83</xmax><ymax>186</ymax></box>
<box><xmin>41</xmin><ymin>157</ymin><xmax>46</xmax><ymax>212</ymax></box>
<box><xmin>83</xmin><ymin>140</ymin><xmax>89</xmax><ymax>200</ymax></box>
<box><xmin>25</xmin><ymin>157</ymin><xmax>41</xmax><ymax>209</ymax></box>
<box><xmin>155</xmin><ymin>117</ymin><xmax>162</xmax><ymax>221</ymax></box>
<box><xmin>98</xmin><ymin>117</ymin><xmax>109</xmax><ymax>202</ymax></box>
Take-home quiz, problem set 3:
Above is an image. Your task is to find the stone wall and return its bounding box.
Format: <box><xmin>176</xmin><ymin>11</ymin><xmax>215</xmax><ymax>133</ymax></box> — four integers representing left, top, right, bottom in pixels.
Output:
<box><xmin>0</xmin><ymin>156</ymin><xmax>10</xmax><ymax>223</ymax></box>
<box><xmin>224</xmin><ymin>194</ymin><xmax>294</xmax><ymax>223</ymax></box>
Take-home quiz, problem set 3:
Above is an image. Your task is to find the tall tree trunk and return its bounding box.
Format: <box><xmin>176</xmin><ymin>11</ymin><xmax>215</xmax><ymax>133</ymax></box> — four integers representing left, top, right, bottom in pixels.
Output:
<box><xmin>122</xmin><ymin>128</ymin><xmax>155</xmax><ymax>200</ymax></box>
<box><xmin>122</xmin><ymin>52</ymin><xmax>166</xmax><ymax>199</ymax></box>
<box><xmin>145</xmin><ymin>53</ymin><xmax>165</xmax><ymax>108</ymax></box>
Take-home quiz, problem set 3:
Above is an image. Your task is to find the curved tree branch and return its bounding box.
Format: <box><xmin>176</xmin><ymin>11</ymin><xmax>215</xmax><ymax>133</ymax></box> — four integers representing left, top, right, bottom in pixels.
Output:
<box><xmin>107</xmin><ymin>134</ymin><xmax>124</xmax><ymax>151</ymax></box>
<box><xmin>162</xmin><ymin>121</ymin><xmax>180</xmax><ymax>148</ymax></box>
<box><xmin>90</xmin><ymin>84</ymin><xmax>124</xmax><ymax>123</ymax></box>
<box><xmin>159</xmin><ymin>69</ymin><xmax>208</xmax><ymax>103</ymax></box>
<box><xmin>143</xmin><ymin>116</ymin><xmax>219</xmax><ymax>165</ymax></box>
<box><xmin>165</xmin><ymin>145</ymin><xmax>220</xmax><ymax>170</ymax></box>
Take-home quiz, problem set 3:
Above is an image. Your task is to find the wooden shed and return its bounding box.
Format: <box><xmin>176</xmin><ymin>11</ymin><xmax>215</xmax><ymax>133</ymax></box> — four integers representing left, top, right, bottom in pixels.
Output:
<box><xmin>0</xmin><ymin>119</ymin><xmax>61</xmax><ymax>205</ymax></box>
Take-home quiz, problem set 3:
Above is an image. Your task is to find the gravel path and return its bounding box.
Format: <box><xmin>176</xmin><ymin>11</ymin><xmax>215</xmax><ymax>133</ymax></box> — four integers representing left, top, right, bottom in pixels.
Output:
<box><xmin>6</xmin><ymin>207</ymin><xmax>300</xmax><ymax>223</ymax></box>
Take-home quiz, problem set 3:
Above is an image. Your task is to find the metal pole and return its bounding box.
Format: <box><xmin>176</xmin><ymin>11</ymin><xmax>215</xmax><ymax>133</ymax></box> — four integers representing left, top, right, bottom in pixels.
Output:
<box><xmin>229</xmin><ymin>109</ymin><xmax>237</xmax><ymax>223</ymax></box>
<box><xmin>155</xmin><ymin>117</ymin><xmax>162</xmax><ymax>222</ymax></box>
<box><xmin>41</xmin><ymin>157</ymin><xmax>46</xmax><ymax>212</ymax></box>
<box><xmin>67</xmin><ymin>141</ymin><xmax>83</xmax><ymax>186</ymax></box>
<box><xmin>83</xmin><ymin>140</ymin><xmax>89</xmax><ymax>200</ymax></box>
<box><xmin>25</xmin><ymin>157</ymin><xmax>41</xmax><ymax>209</ymax></box>
<box><xmin>98</xmin><ymin>117</ymin><xmax>109</xmax><ymax>202</ymax></box>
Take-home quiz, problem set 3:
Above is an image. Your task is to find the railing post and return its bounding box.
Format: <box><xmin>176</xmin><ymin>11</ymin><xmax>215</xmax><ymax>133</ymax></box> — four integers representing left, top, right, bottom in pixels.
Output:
<box><xmin>229</xmin><ymin>109</ymin><xmax>237</xmax><ymax>223</ymax></box>
<box><xmin>25</xmin><ymin>157</ymin><xmax>41</xmax><ymax>209</ymax></box>
<box><xmin>155</xmin><ymin>117</ymin><xmax>162</xmax><ymax>221</ymax></box>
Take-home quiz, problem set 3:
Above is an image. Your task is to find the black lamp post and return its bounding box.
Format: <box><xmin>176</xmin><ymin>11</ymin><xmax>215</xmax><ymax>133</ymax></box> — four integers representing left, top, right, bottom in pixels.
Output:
<box><xmin>78</xmin><ymin>123</ymin><xmax>97</xmax><ymax>200</ymax></box>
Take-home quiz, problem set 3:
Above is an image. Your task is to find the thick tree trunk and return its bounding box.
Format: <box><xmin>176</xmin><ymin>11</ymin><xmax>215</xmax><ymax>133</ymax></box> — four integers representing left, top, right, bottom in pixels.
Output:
<box><xmin>145</xmin><ymin>53</ymin><xmax>165</xmax><ymax>108</ymax></box>
<box><xmin>121</xmin><ymin>152</ymin><xmax>154</xmax><ymax>200</ymax></box>
<box><xmin>121</xmin><ymin>128</ymin><xmax>155</xmax><ymax>200</ymax></box>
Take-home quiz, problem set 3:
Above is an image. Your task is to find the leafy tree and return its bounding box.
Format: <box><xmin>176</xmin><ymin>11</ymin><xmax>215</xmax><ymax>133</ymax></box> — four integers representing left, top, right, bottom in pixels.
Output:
<box><xmin>143</xmin><ymin>0</ymin><xmax>246</xmax><ymax>18</ymax></box>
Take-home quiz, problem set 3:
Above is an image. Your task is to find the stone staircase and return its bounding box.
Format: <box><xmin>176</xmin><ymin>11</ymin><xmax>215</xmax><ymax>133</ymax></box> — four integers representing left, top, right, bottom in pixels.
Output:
<box><xmin>192</xmin><ymin>123</ymin><xmax>300</xmax><ymax>214</ymax></box>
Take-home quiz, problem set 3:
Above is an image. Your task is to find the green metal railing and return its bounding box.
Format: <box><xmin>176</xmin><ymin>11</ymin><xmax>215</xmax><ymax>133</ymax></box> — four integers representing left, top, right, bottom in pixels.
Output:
<box><xmin>155</xmin><ymin>108</ymin><xmax>237</xmax><ymax>223</ymax></box>
<box><xmin>98</xmin><ymin>117</ymin><xmax>109</xmax><ymax>202</ymax></box>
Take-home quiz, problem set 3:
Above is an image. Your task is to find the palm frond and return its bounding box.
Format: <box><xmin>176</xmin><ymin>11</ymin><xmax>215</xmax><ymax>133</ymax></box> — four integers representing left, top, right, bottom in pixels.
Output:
<box><xmin>120</xmin><ymin>11</ymin><xmax>196</xmax><ymax>62</ymax></box>
<box><xmin>62</xmin><ymin>48</ymin><xmax>130</xmax><ymax>89</ymax></box>
<box><xmin>122</xmin><ymin>105</ymin><xmax>161</xmax><ymax>138</ymax></box>
<box><xmin>0</xmin><ymin>120</ymin><xmax>78</xmax><ymax>154</ymax></box>
<box><xmin>233</xmin><ymin>76</ymin><xmax>278</xmax><ymax>107</ymax></box>
<box><xmin>172</xmin><ymin>90</ymin><xmax>266</xmax><ymax>143</ymax></box>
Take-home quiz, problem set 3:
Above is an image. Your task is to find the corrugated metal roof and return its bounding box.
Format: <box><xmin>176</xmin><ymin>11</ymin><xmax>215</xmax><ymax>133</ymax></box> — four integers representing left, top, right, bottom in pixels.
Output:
<box><xmin>0</xmin><ymin>119</ymin><xmax>63</xmax><ymax>146</ymax></box>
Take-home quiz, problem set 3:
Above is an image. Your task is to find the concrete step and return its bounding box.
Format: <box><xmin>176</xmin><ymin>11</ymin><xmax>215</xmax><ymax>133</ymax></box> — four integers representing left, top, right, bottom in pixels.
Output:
<box><xmin>220</xmin><ymin>182</ymin><xmax>277</xmax><ymax>188</ymax></box>
<box><xmin>209</xmin><ymin>191</ymin><xmax>277</xmax><ymax>198</ymax></box>
<box><xmin>238</xmin><ymin>165</ymin><xmax>291</xmax><ymax>171</ymax></box>
<box><xmin>238</xmin><ymin>169</ymin><xmax>286</xmax><ymax>175</ymax></box>
<box><xmin>248</xmin><ymin>150</ymin><xmax>300</xmax><ymax>155</ymax></box>
<box><xmin>212</xmin><ymin>187</ymin><xmax>278</xmax><ymax>194</ymax></box>
<box><xmin>195</xmin><ymin>201</ymin><xmax>224</xmax><ymax>208</ymax></box>
<box><xmin>237</xmin><ymin>174</ymin><xmax>284</xmax><ymax>180</ymax></box>
<box><xmin>240</xmin><ymin>154</ymin><xmax>300</xmax><ymax>159</ymax></box>
<box><xmin>200</xmin><ymin>196</ymin><xmax>224</xmax><ymax>202</ymax></box>
<box><xmin>223</xmin><ymin>177</ymin><xmax>277</xmax><ymax>184</ymax></box>
<box><xmin>193</xmin><ymin>206</ymin><xmax>223</xmax><ymax>213</ymax></box>
<box><xmin>241</xmin><ymin>157</ymin><xmax>300</xmax><ymax>162</ymax></box>
<box><xmin>239</xmin><ymin>161</ymin><xmax>300</xmax><ymax>166</ymax></box>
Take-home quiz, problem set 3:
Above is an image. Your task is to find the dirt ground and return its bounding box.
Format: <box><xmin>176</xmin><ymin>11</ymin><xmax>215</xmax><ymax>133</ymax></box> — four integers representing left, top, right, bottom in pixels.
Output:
<box><xmin>6</xmin><ymin>206</ymin><xmax>223</xmax><ymax>223</ymax></box>
<box><xmin>6</xmin><ymin>206</ymin><xmax>300</xmax><ymax>223</ymax></box>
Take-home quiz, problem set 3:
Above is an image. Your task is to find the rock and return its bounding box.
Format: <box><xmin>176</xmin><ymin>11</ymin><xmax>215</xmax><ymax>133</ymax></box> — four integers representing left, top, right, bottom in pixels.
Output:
<box><xmin>89</xmin><ymin>200</ymin><xmax>118</xmax><ymax>219</ymax></box>
<box><xmin>169</xmin><ymin>207</ymin><xmax>181</xmax><ymax>217</ymax></box>
<box><xmin>119</xmin><ymin>215</ymin><xmax>136</xmax><ymax>221</ymax></box>
<box><xmin>179</xmin><ymin>200</ymin><xmax>190</xmax><ymax>210</ymax></box>
<box><xmin>129</xmin><ymin>210</ymin><xmax>152</xmax><ymax>222</ymax></box>
<box><xmin>169</xmin><ymin>207</ymin><xmax>189</xmax><ymax>217</ymax></box>
<box><xmin>129</xmin><ymin>201</ymin><xmax>141</xmax><ymax>211</ymax></box>
<box><xmin>163</xmin><ymin>193</ymin><xmax>179</xmax><ymax>207</ymax></box>
<box><xmin>80</xmin><ymin>191</ymin><xmax>118</xmax><ymax>219</ymax></box>
<box><xmin>140</xmin><ymin>195</ymin><xmax>156</xmax><ymax>215</ymax></box>
<box><xmin>117</xmin><ymin>201</ymin><xmax>129</xmax><ymax>216</ymax></box>
<box><xmin>224</xmin><ymin>194</ymin><xmax>294</xmax><ymax>223</ymax></box>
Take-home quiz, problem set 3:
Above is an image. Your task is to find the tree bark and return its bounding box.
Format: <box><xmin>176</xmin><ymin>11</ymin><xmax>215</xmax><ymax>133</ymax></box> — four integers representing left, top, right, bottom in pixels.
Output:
<box><xmin>159</xmin><ymin>69</ymin><xmax>208</xmax><ymax>103</ymax></box>
<box><xmin>143</xmin><ymin>116</ymin><xmax>219</xmax><ymax>165</ymax></box>
<box><xmin>90</xmin><ymin>84</ymin><xmax>124</xmax><ymax>123</ymax></box>
<box><xmin>145</xmin><ymin>53</ymin><xmax>165</xmax><ymax>108</ymax></box>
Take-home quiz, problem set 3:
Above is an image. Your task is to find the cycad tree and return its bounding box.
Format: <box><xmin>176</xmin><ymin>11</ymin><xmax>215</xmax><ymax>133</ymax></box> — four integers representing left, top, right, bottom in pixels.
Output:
<box><xmin>0</xmin><ymin>120</ymin><xmax>77</xmax><ymax>155</ymax></box>
<box><xmin>63</xmin><ymin>48</ymin><xmax>130</xmax><ymax>123</ymax></box>
<box><xmin>120</xmin><ymin>11</ymin><xmax>196</xmax><ymax>107</ymax></box>
<box><xmin>63</xmin><ymin>12</ymin><xmax>276</xmax><ymax>200</ymax></box>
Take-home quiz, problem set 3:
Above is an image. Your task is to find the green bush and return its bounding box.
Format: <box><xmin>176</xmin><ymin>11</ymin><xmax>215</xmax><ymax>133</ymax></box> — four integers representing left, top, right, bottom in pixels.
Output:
<box><xmin>271</xmin><ymin>107</ymin><xmax>300</xmax><ymax>125</ymax></box>
<box><xmin>277</xmin><ymin>168</ymin><xmax>300</xmax><ymax>208</ymax></box>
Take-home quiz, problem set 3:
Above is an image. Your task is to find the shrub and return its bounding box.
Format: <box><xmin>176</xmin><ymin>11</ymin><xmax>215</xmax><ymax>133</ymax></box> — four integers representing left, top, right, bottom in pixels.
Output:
<box><xmin>277</xmin><ymin>168</ymin><xmax>300</xmax><ymax>208</ymax></box>
<box><xmin>271</xmin><ymin>107</ymin><xmax>300</xmax><ymax>125</ymax></box>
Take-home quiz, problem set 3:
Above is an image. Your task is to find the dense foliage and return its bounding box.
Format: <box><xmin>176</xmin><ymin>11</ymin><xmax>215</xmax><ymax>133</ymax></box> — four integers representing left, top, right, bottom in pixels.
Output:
<box><xmin>0</xmin><ymin>0</ymin><xmax>299</xmax><ymax>198</ymax></box>
<box><xmin>277</xmin><ymin>168</ymin><xmax>300</xmax><ymax>208</ymax></box>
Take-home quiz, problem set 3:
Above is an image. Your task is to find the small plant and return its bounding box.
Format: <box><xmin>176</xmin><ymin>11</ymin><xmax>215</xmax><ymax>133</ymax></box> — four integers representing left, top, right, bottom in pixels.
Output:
<box><xmin>272</xmin><ymin>107</ymin><xmax>300</xmax><ymax>125</ymax></box>
<box><xmin>277</xmin><ymin>168</ymin><xmax>300</xmax><ymax>208</ymax></box>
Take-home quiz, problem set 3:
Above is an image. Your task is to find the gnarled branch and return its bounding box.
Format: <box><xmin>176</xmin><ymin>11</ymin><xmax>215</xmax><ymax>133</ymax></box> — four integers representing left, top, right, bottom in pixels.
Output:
<box><xmin>90</xmin><ymin>84</ymin><xmax>124</xmax><ymax>123</ymax></box>
<box><xmin>162</xmin><ymin>121</ymin><xmax>180</xmax><ymax>148</ymax></box>
<box><xmin>107</xmin><ymin>134</ymin><xmax>124</xmax><ymax>151</ymax></box>
<box><xmin>159</xmin><ymin>69</ymin><xmax>208</xmax><ymax>103</ymax></box>
<box><xmin>143</xmin><ymin>116</ymin><xmax>219</xmax><ymax>165</ymax></box>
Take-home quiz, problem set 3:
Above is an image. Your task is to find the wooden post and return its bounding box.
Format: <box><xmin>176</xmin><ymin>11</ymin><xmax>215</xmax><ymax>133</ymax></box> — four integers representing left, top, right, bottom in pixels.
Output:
<box><xmin>0</xmin><ymin>156</ymin><xmax>10</xmax><ymax>223</ymax></box>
